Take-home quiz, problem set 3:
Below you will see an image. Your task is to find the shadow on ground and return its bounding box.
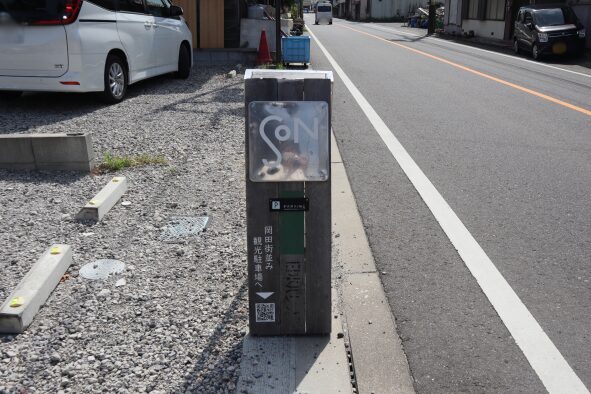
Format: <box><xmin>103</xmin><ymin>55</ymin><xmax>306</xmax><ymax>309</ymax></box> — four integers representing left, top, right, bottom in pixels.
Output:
<box><xmin>0</xmin><ymin>66</ymin><xmax>231</xmax><ymax>134</ymax></box>
<box><xmin>177</xmin><ymin>280</ymin><xmax>249</xmax><ymax>393</ymax></box>
<box><xmin>0</xmin><ymin>169</ymin><xmax>87</xmax><ymax>184</ymax></box>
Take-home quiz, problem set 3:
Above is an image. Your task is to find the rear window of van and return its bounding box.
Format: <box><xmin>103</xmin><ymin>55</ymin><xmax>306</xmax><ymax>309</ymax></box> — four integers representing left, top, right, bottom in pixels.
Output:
<box><xmin>0</xmin><ymin>0</ymin><xmax>64</xmax><ymax>23</ymax></box>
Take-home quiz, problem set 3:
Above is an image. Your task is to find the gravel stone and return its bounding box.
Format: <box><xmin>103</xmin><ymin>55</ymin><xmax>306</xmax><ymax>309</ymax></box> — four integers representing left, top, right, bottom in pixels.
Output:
<box><xmin>0</xmin><ymin>67</ymin><xmax>249</xmax><ymax>393</ymax></box>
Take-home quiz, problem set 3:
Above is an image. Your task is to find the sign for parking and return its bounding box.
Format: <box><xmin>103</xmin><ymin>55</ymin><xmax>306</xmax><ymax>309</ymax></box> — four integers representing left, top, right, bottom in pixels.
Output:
<box><xmin>248</xmin><ymin>101</ymin><xmax>330</xmax><ymax>182</ymax></box>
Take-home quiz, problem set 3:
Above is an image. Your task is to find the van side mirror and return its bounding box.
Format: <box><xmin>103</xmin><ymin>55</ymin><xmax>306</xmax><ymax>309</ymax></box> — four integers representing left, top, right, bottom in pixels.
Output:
<box><xmin>169</xmin><ymin>5</ymin><xmax>183</xmax><ymax>16</ymax></box>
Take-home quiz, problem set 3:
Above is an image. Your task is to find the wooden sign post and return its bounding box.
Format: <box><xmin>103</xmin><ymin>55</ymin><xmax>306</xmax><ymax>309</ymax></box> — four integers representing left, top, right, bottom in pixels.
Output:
<box><xmin>245</xmin><ymin>69</ymin><xmax>333</xmax><ymax>335</ymax></box>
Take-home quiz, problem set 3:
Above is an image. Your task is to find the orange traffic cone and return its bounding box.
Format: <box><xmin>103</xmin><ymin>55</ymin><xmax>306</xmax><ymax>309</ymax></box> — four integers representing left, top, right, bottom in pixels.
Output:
<box><xmin>257</xmin><ymin>30</ymin><xmax>273</xmax><ymax>65</ymax></box>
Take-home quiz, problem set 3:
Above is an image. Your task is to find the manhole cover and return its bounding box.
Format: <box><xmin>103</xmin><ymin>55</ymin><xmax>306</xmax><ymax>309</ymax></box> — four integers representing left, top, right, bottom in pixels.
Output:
<box><xmin>80</xmin><ymin>259</ymin><xmax>126</xmax><ymax>280</ymax></box>
<box><xmin>160</xmin><ymin>216</ymin><xmax>209</xmax><ymax>243</ymax></box>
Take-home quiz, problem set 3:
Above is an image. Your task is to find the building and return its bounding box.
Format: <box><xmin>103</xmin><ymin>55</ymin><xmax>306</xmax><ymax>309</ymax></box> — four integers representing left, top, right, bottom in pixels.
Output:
<box><xmin>443</xmin><ymin>0</ymin><xmax>591</xmax><ymax>48</ymax></box>
<box><xmin>174</xmin><ymin>0</ymin><xmax>245</xmax><ymax>49</ymax></box>
<box><xmin>344</xmin><ymin>0</ymin><xmax>417</xmax><ymax>20</ymax></box>
<box><xmin>369</xmin><ymin>0</ymin><xmax>417</xmax><ymax>19</ymax></box>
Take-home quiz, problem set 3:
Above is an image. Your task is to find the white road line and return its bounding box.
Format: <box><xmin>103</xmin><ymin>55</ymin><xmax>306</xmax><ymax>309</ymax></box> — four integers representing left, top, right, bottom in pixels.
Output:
<box><xmin>307</xmin><ymin>26</ymin><xmax>590</xmax><ymax>394</ymax></box>
<box><xmin>353</xmin><ymin>21</ymin><xmax>591</xmax><ymax>80</ymax></box>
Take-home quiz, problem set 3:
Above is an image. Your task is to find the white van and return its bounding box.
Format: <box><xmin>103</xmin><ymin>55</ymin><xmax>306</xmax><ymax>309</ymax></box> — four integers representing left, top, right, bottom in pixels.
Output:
<box><xmin>0</xmin><ymin>0</ymin><xmax>193</xmax><ymax>103</ymax></box>
<box><xmin>315</xmin><ymin>2</ymin><xmax>332</xmax><ymax>25</ymax></box>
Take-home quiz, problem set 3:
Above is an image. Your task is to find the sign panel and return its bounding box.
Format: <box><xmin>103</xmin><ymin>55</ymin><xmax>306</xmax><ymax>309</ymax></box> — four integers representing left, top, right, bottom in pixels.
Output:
<box><xmin>269</xmin><ymin>198</ymin><xmax>309</xmax><ymax>212</ymax></box>
<box><xmin>248</xmin><ymin>101</ymin><xmax>330</xmax><ymax>182</ymax></box>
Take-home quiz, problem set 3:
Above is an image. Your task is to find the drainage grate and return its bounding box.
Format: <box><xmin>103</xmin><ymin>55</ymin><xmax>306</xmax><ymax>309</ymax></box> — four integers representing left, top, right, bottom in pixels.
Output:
<box><xmin>160</xmin><ymin>216</ymin><xmax>209</xmax><ymax>243</ymax></box>
<box><xmin>345</xmin><ymin>341</ymin><xmax>360</xmax><ymax>393</ymax></box>
<box><xmin>80</xmin><ymin>259</ymin><xmax>126</xmax><ymax>280</ymax></box>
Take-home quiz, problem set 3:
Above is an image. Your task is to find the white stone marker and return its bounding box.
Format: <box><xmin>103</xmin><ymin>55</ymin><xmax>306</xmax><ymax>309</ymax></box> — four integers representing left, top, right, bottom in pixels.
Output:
<box><xmin>76</xmin><ymin>176</ymin><xmax>128</xmax><ymax>221</ymax></box>
<box><xmin>0</xmin><ymin>244</ymin><xmax>72</xmax><ymax>334</ymax></box>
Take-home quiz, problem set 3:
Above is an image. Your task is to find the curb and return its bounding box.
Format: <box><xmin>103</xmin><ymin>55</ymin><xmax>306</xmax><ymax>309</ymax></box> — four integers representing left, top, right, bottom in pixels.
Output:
<box><xmin>331</xmin><ymin>132</ymin><xmax>416</xmax><ymax>394</ymax></box>
<box><xmin>0</xmin><ymin>133</ymin><xmax>95</xmax><ymax>172</ymax></box>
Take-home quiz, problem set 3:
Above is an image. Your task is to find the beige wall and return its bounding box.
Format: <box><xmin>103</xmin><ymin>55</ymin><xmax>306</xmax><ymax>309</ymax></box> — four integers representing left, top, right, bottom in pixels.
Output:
<box><xmin>175</xmin><ymin>0</ymin><xmax>197</xmax><ymax>47</ymax></box>
<box><xmin>462</xmin><ymin>19</ymin><xmax>506</xmax><ymax>38</ymax></box>
<box><xmin>200</xmin><ymin>0</ymin><xmax>224</xmax><ymax>48</ymax></box>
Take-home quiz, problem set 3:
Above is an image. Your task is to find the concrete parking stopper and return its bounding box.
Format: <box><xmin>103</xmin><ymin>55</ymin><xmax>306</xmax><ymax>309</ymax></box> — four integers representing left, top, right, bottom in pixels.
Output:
<box><xmin>245</xmin><ymin>69</ymin><xmax>333</xmax><ymax>335</ymax></box>
<box><xmin>0</xmin><ymin>133</ymin><xmax>95</xmax><ymax>172</ymax></box>
<box><xmin>0</xmin><ymin>245</ymin><xmax>72</xmax><ymax>334</ymax></box>
<box><xmin>76</xmin><ymin>176</ymin><xmax>128</xmax><ymax>222</ymax></box>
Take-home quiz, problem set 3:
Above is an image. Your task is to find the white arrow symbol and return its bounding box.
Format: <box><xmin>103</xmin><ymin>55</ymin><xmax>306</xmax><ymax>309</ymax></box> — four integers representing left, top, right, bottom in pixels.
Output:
<box><xmin>256</xmin><ymin>292</ymin><xmax>274</xmax><ymax>300</ymax></box>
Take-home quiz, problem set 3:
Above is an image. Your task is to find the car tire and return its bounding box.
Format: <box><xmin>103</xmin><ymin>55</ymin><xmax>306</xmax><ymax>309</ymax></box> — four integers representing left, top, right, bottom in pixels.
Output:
<box><xmin>0</xmin><ymin>91</ymin><xmax>23</xmax><ymax>101</ymax></box>
<box><xmin>176</xmin><ymin>44</ymin><xmax>191</xmax><ymax>79</ymax></box>
<box><xmin>329</xmin><ymin>20</ymin><xmax>333</xmax><ymax>24</ymax></box>
<box><xmin>532</xmin><ymin>43</ymin><xmax>541</xmax><ymax>60</ymax></box>
<box><xmin>101</xmin><ymin>54</ymin><xmax>127</xmax><ymax>104</ymax></box>
<box><xmin>513</xmin><ymin>39</ymin><xmax>520</xmax><ymax>55</ymax></box>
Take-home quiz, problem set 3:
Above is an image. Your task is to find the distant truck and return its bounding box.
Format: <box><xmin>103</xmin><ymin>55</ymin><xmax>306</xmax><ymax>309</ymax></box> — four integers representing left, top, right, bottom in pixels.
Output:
<box><xmin>303</xmin><ymin>0</ymin><xmax>312</xmax><ymax>12</ymax></box>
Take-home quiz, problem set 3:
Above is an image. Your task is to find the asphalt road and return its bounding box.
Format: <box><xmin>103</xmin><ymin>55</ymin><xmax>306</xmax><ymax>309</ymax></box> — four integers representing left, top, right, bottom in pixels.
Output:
<box><xmin>306</xmin><ymin>16</ymin><xmax>591</xmax><ymax>393</ymax></box>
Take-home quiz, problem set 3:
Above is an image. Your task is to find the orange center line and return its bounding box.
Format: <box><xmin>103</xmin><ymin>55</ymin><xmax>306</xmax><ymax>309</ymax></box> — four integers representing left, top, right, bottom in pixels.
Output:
<box><xmin>337</xmin><ymin>24</ymin><xmax>591</xmax><ymax>117</ymax></box>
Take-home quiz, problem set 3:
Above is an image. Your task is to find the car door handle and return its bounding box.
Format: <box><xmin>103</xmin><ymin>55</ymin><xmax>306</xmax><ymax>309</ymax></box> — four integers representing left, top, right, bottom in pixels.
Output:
<box><xmin>144</xmin><ymin>21</ymin><xmax>152</xmax><ymax>28</ymax></box>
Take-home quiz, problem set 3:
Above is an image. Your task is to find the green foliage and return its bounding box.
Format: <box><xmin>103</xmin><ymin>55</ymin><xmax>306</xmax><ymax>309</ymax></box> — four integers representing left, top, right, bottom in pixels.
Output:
<box><xmin>257</xmin><ymin>63</ymin><xmax>285</xmax><ymax>70</ymax></box>
<box><xmin>98</xmin><ymin>153</ymin><xmax>167</xmax><ymax>173</ymax></box>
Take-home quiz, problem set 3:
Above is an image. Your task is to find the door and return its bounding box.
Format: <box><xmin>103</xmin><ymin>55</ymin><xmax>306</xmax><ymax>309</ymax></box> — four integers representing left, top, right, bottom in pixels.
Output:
<box><xmin>522</xmin><ymin>11</ymin><xmax>535</xmax><ymax>48</ymax></box>
<box><xmin>514</xmin><ymin>9</ymin><xmax>525</xmax><ymax>46</ymax></box>
<box><xmin>116</xmin><ymin>0</ymin><xmax>156</xmax><ymax>75</ymax></box>
<box><xmin>145</xmin><ymin>0</ymin><xmax>179</xmax><ymax>68</ymax></box>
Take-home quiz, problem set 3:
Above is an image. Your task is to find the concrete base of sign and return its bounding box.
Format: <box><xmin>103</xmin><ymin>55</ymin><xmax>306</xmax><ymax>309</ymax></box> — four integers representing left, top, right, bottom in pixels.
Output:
<box><xmin>0</xmin><ymin>245</ymin><xmax>72</xmax><ymax>334</ymax></box>
<box><xmin>237</xmin><ymin>132</ymin><xmax>414</xmax><ymax>392</ymax></box>
<box><xmin>76</xmin><ymin>177</ymin><xmax>128</xmax><ymax>222</ymax></box>
<box><xmin>331</xmin><ymin>136</ymin><xmax>415</xmax><ymax>394</ymax></box>
<box><xmin>0</xmin><ymin>133</ymin><xmax>95</xmax><ymax>172</ymax></box>
<box><xmin>236</xmin><ymin>287</ymin><xmax>352</xmax><ymax>393</ymax></box>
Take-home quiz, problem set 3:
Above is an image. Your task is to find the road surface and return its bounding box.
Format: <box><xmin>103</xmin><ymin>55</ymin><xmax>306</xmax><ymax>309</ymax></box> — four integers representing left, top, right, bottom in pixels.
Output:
<box><xmin>306</xmin><ymin>15</ymin><xmax>591</xmax><ymax>393</ymax></box>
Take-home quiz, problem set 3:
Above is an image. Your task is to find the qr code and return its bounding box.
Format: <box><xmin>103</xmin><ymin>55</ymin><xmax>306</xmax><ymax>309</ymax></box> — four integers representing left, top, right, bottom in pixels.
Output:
<box><xmin>255</xmin><ymin>303</ymin><xmax>275</xmax><ymax>323</ymax></box>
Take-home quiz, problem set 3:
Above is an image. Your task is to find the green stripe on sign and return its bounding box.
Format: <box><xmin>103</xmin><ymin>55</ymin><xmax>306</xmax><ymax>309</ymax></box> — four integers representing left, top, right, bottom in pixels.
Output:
<box><xmin>279</xmin><ymin>190</ymin><xmax>305</xmax><ymax>255</ymax></box>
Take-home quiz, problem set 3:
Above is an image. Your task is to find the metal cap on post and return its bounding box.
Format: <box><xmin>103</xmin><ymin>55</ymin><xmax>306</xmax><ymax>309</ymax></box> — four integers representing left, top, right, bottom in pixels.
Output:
<box><xmin>244</xmin><ymin>69</ymin><xmax>334</xmax><ymax>336</ymax></box>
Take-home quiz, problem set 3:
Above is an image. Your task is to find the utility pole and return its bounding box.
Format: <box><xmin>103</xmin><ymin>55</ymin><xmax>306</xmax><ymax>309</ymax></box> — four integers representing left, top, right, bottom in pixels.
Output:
<box><xmin>276</xmin><ymin>0</ymin><xmax>282</xmax><ymax>64</ymax></box>
<box><xmin>428</xmin><ymin>0</ymin><xmax>436</xmax><ymax>35</ymax></box>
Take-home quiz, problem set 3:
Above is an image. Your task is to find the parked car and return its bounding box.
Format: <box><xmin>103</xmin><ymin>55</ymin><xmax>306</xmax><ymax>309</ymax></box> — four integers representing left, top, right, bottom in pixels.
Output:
<box><xmin>513</xmin><ymin>5</ymin><xmax>586</xmax><ymax>60</ymax></box>
<box><xmin>0</xmin><ymin>0</ymin><xmax>193</xmax><ymax>103</ymax></box>
<box><xmin>315</xmin><ymin>2</ymin><xmax>332</xmax><ymax>25</ymax></box>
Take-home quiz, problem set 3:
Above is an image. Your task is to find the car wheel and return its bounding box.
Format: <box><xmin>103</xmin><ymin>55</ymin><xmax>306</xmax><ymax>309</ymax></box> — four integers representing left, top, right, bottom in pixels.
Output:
<box><xmin>176</xmin><ymin>44</ymin><xmax>191</xmax><ymax>79</ymax></box>
<box><xmin>329</xmin><ymin>20</ymin><xmax>333</xmax><ymax>24</ymax></box>
<box><xmin>101</xmin><ymin>55</ymin><xmax>127</xmax><ymax>104</ymax></box>
<box><xmin>513</xmin><ymin>39</ymin><xmax>520</xmax><ymax>54</ymax></box>
<box><xmin>0</xmin><ymin>91</ymin><xmax>23</xmax><ymax>101</ymax></box>
<box><xmin>532</xmin><ymin>43</ymin><xmax>541</xmax><ymax>60</ymax></box>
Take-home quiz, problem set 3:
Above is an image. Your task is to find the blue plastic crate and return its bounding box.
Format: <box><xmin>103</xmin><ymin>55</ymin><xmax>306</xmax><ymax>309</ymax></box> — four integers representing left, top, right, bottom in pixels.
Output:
<box><xmin>282</xmin><ymin>36</ymin><xmax>310</xmax><ymax>64</ymax></box>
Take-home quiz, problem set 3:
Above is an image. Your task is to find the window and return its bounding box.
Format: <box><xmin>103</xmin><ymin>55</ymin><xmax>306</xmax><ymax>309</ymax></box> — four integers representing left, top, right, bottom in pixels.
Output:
<box><xmin>317</xmin><ymin>5</ymin><xmax>331</xmax><ymax>12</ymax></box>
<box><xmin>0</xmin><ymin>0</ymin><xmax>67</xmax><ymax>23</ymax></box>
<box><xmin>145</xmin><ymin>0</ymin><xmax>168</xmax><ymax>17</ymax></box>
<box><xmin>467</xmin><ymin>0</ymin><xmax>479</xmax><ymax>19</ymax></box>
<box><xmin>88</xmin><ymin>0</ymin><xmax>117</xmax><ymax>11</ymax></box>
<box><xmin>119</xmin><ymin>0</ymin><xmax>145</xmax><ymax>13</ymax></box>
<box><xmin>485</xmin><ymin>0</ymin><xmax>505</xmax><ymax>20</ymax></box>
<box><xmin>533</xmin><ymin>8</ymin><xmax>578</xmax><ymax>27</ymax></box>
<box><xmin>466</xmin><ymin>0</ymin><xmax>504</xmax><ymax>20</ymax></box>
<box><xmin>524</xmin><ymin>11</ymin><xmax>532</xmax><ymax>24</ymax></box>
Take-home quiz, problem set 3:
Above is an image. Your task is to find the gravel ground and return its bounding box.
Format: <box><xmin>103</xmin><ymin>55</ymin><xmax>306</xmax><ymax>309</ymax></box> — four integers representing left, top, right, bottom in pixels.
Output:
<box><xmin>0</xmin><ymin>67</ymin><xmax>249</xmax><ymax>393</ymax></box>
